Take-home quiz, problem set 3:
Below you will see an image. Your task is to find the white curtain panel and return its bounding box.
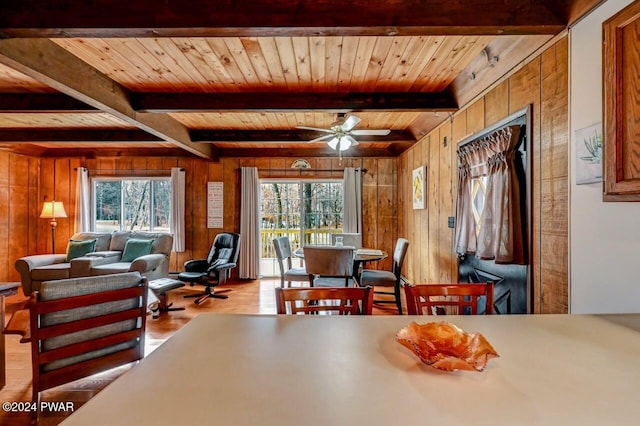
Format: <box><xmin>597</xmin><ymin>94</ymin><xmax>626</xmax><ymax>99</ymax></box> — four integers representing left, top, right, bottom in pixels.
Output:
<box><xmin>170</xmin><ymin>167</ymin><xmax>186</xmax><ymax>252</ymax></box>
<box><xmin>342</xmin><ymin>167</ymin><xmax>362</xmax><ymax>234</ymax></box>
<box><xmin>239</xmin><ymin>167</ymin><xmax>260</xmax><ymax>279</ymax></box>
<box><xmin>74</xmin><ymin>167</ymin><xmax>91</xmax><ymax>233</ymax></box>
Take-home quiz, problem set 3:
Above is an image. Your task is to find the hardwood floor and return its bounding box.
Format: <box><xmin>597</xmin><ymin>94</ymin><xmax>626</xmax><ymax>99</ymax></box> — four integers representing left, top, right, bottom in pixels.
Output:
<box><xmin>1</xmin><ymin>279</ymin><xmax>401</xmax><ymax>425</ymax></box>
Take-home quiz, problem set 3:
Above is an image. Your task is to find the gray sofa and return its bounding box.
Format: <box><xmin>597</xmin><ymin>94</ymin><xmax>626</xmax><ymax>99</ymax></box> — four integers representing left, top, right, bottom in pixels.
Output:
<box><xmin>15</xmin><ymin>231</ymin><xmax>173</xmax><ymax>296</ymax></box>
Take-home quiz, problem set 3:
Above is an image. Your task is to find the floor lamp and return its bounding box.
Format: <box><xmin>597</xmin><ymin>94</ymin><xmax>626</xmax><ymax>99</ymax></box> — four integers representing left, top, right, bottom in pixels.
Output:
<box><xmin>40</xmin><ymin>200</ymin><xmax>67</xmax><ymax>254</ymax></box>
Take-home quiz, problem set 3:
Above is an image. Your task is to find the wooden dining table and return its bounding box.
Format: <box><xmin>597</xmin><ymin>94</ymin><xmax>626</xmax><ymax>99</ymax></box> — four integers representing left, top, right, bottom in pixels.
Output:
<box><xmin>62</xmin><ymin>313</ymin><xmax>640</xmax><ymax>425</ymax></box>
<box><xmin>294</xmin><ymin>246</ymin><xmax>387</xmax><ymax>282</ymax></box>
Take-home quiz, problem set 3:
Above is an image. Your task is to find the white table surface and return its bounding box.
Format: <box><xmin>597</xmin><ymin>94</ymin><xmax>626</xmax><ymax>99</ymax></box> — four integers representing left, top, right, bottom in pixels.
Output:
<box><xmin>63</xmin><ymin>314</ymin><xmax>640</xmax><ymax>426</ymax></box>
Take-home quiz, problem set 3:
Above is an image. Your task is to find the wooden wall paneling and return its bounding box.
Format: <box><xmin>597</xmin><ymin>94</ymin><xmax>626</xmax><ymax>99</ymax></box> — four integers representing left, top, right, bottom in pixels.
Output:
<box><xmin>427</xmin><ymin>130</ymin><xmax>440</xmax><ymax>283</ymax></box>
<box><xmin>145</xmin><ymin>157</ymin><xmax>163</xmax><ymax>171</ymax></box>
<box><xmin>407</xmin><ymin>142</ymin><xmax>424</xmax><ymax>283</ymax></box>
<box><xmin>361</xmin><ymin>158</ymin><xmax>378</xmax><ymax>252</ymax></box>
<box><xmin>540</xmin><ymin>38</ymin><xmax>569</xmax><ymax>313</ymax></box>
<box><xmin>254</xmin><ymin>158</ymin><xmax>271</xmax><ymax>175</ymax></box>
<box><xmin>466</xmin><ymin>98</ymin><xmax>486</xmax><ymax>135</ymax></box>
<box><xmin>417</xmin><ymin>136</ymin><xmax>430</xmax><ymax>283</ymax></box>
<box><xmin>484</xmin><ymin>80</ymin><xmax>510</xmax><ymax>127</ymax></box>
<box><xmin>403</xmin><ymin>147</ymin><xmax>414</xmax><ymax>282</ymax></box>
<box><xmin>541</xmin><ymin>38</ymin><xmax>569</xmax><ymax>181</ymax></box>
<box><xmin>0</xmin><ymin>153</ymin><xmax>8</xmax><ymax>280</ymax></box>
<box><xmin>375</xmin><ymin>158</ymin><xmax>396</xmax><ymax>272</ymax></box>
<box><xmin>8</xmin><ymin>155</ymin><xmax>31</xmax><ymax>280</ymax></box>
<box><xmin>190</xmin><ymin>159</ymin><xmax>210</xmax><ymax>270</ymax></box>
<box><xmin>27</xmin><ymin>156</ymin><xmax>40</xmax><ymax>262</ymax></box>
<box><xmin>330</xmin><ymin>158</ymin><xmax>346</xmax><ymax>178</ymax></box>
<box><xmin>315</xmin><ymin>157</ymin><xmax>333</xmax><ymax>179</ymax></box>
<box><xmin>509</xmin><ymin>56</ymin><xmax>542</xmax><ymax>313</ymax></box>
<box><xmin>222</xmin><ymin>158</ymin><xmax>240</xmax><ymax>279</ymax></box>
<box><xmin>437</xmin><ymin>121</ymin><xmax>454</xmax><ymax>283</ymax></box>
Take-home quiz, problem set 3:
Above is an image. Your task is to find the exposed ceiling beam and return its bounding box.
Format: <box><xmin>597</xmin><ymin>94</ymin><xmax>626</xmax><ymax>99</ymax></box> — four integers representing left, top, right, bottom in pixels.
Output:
<box><xmin>0</xmin><ymin>0</ymin><xmax>567</xmax><ymax>37</ymax></box>
<box><xmin>219</xmin><ymin>146</ymin><xmax>412</xmax><ymax>158</ymax></box>
<box><xmin>191</xmin><ymin>129</ymin><xmax>415</xmax><ymax>143</ymax></box>
<box><xmin>38</xmin><ymin>147</ymin><xmax>196</xmax><ymax>158</ymax></box>
<box><xmin>134</xmin><ymin>92</ymin><xmax>458</xmax><ymax>113</ymax></box>
<box><xmin>0</xmin><ymin>38</ymin><xmax>216</xmax><ymax>160</ymax></box>
<box><xmin>0</xmin><ymin>93</ymin><xmax>96</xmax><ymax>112</ymax></box>
<box><xmin>0</xmin><ymin>129</ymin><xmax>162</xmax><ymax>142</ymax></box>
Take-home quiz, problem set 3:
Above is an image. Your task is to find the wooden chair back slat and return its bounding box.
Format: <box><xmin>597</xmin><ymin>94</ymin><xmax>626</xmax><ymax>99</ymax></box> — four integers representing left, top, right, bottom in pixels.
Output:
<box><xmin>275</xmin><ymin>286</ymin><xmax>373</xmax><ymax>315</ymax></box>
<box><xmin>405</xmin><ymin>282</ymin><xmax>495</xmax><ymax>315</ymax></box>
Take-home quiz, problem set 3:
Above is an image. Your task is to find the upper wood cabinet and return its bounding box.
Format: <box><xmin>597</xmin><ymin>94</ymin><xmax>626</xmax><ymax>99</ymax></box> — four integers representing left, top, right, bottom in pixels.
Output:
<box><xmin>603</xmin><ymin>0</ymin><xmax>640</xmax><ymax>201</ymax></box>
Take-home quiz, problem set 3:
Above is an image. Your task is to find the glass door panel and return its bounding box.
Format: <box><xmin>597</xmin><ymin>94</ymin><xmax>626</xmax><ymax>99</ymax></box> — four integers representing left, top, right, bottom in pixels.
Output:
<box><xmin>259</xmin><ymin>180</ymin><xmax>343</xmax><ymax>277</ymax></box>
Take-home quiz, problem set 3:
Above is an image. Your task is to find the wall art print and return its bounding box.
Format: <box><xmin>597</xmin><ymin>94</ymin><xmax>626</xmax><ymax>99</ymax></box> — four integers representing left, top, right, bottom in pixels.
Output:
<box><xmin>413</xmin><ymin>166</ymin><xmax>426</xmax><ymax>209</ymax></box>
<box><xmin>575</xmin><ymin>122</ymin><xmax>603</xmax><ymax>185</ymax></box>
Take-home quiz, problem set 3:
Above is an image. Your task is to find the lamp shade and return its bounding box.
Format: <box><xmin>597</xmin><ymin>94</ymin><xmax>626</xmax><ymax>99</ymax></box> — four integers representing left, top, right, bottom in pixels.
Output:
<box><xmin>40</xmin><ymin>201</ymin><xmax>68</xmax><ymax>219</ymax></box>
<box><xmin>327</xmin><ymin>137</ymin><xmax>352</xmax><ymax>151</ymax></box>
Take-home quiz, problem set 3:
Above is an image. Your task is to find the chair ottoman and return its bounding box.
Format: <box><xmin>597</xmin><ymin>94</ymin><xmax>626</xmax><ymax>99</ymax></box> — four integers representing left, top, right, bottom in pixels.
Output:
<box><xmin>148</xmin><ymin>278</ymin><xmax>185</xmax><ymax>315</ymax></box>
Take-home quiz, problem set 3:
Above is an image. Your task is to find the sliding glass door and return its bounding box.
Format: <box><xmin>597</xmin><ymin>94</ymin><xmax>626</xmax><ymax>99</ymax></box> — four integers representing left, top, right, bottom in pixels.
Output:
<box><xmin>259</xmin><ymin>180</ymin><xmax>343</xmax><ymax>277</ymax></box>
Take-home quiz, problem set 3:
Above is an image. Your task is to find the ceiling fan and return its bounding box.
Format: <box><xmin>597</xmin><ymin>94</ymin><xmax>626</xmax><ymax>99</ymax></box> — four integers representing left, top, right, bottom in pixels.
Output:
<box><xmin>296</xmin><ymin>114</ymin><xmax>391</xmax><ymax>152</ymax></box>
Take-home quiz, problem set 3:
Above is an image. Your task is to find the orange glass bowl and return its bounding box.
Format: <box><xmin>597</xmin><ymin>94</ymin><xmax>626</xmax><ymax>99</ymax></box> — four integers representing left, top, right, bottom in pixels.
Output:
<box><xmin>397</xmin><ymin>321</ymin><xmax>499</xmax><ymax>371</ymax></box>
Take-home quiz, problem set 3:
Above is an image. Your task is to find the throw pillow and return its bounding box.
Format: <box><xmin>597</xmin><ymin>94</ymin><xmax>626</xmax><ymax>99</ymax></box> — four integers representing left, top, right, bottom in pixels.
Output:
<box><xmin>66</xmin><ymin>239</ymin><xmax>97</xmax><ymax>262</ymax></box>
<box><xmin>121</xmin><ymin>238</ymin><xmax>154</xmax><ymax>262</ymax></box>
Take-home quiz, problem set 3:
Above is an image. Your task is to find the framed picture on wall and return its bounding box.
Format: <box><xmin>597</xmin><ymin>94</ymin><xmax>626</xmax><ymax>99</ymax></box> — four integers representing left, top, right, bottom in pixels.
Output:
<box><xmin>412</xmin><ymin>166</ymin><xmax>426</xmax><ymax>209</ymax></box>
<box><xmin>575</xmin><ymin>122</ymin><xmax>603</xmax><ymax>185</ymax></box>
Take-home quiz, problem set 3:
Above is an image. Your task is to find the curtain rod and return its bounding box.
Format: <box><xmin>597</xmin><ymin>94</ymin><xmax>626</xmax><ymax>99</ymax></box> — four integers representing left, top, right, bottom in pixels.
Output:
<box><xmin>74</xmin><ymin>167</ymin><xmax>185</xmax><ymax>172</ymax></box>
<box><xmin>241</xmin><ymin>168</ymin><xmax>367</xmax><ymax>173</ymax></box>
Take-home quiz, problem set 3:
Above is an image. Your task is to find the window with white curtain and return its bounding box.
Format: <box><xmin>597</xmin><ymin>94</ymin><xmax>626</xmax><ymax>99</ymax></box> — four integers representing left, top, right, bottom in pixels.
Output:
<box><xmin>92</xmin><ymin>177</ymin><xmax>171</xmax><ymax>232</ymax></box>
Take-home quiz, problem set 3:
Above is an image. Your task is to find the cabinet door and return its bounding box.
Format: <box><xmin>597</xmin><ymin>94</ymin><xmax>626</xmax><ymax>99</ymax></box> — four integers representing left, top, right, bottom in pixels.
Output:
<box><xmin>603</xmin><ymin>0</ymin><xmax>640</xmax><ymax>201</ymax></box>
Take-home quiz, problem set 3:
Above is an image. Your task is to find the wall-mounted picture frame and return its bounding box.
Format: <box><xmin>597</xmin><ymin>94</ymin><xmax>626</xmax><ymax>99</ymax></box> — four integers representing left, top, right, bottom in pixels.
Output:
<box><xmin>412</xmin><ymin>166</ymin><xmax>426</xmax><ymax>209</ymax></box>
<box><xmin>575</xmin><ymin>122</ymin><xmax>602</xmax><ymax>185</ymax></box>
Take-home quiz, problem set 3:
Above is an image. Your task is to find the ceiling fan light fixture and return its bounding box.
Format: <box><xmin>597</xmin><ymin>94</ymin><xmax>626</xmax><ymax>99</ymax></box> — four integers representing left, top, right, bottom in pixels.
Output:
<box><xmin>327</xmin><ymin>137</ymin><xmax>351</xmax><ymax>151</ymax></box>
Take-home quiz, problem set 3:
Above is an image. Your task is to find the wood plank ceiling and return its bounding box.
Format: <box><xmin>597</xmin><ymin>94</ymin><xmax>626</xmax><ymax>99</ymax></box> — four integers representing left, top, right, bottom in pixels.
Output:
<box><xmin>0</xmin><ymin>0</ymin><xmax>604</xmax><ymax>160</ymax></box>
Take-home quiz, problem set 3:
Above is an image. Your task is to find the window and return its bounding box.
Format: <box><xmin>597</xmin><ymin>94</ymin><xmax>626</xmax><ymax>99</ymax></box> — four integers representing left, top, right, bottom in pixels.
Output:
<box><xmin>259</xmin><ymin>180</ymin><xmax>344</xmax><ymax>276</ymax></box>
<box><xmin>92</xmin><ymin>178</ymin><xmax>171</xmax><ymax>232</ymax></box>
<box><xmin>471</xmin><ymin>176</ymin><xmax>488</xmax><ymax>237</ymax></box>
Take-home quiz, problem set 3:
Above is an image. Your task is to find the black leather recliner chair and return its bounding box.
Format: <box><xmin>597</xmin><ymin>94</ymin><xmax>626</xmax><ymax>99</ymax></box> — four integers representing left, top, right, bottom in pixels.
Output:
<box><xmin>178</xmin><ymin>232</ymin><xmax>241</xmax><ymax>305</ymax></box>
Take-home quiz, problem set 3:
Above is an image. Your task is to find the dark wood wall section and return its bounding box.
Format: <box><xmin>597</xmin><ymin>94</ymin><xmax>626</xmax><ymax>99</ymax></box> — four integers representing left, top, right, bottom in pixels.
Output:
<box><xmin>398</xmin><ymin>36</ymin><xmax>569</xmax><ymax>314</ymax></box>
<box><xmin>0</xmin><ymin>153</ymin><xmax>39</xmax><ymax>282</ymax></box>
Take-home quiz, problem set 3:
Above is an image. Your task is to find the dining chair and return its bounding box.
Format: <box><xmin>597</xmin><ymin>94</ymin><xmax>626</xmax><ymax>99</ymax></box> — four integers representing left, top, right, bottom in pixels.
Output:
<box><xmin>272</xmin><ymin>236</ymin><xmax>310</xmax><ymax>288</ymax></box>
<box><xmin>359</xmin><ymin>238</ymin><xmax>409</xmax><ymax>314</ymax></box>
<box><xmin>404</xmin><ymin>282</ymin><xmax>495</xmax><ymax>315</ymax></box>
<box><xmin>302</xmin><ymin>245</ymin><xmax>355</xmax><ymax>287</ymax></box>
<box><xmin>29</xmin><ymin>272</ymin><xmax>148</xmax><ymax>403</ymax></box>
<box><xmin>275</xmin><ymin>286</ymin><xmax>373</xmax><ymax>315</ymax></box>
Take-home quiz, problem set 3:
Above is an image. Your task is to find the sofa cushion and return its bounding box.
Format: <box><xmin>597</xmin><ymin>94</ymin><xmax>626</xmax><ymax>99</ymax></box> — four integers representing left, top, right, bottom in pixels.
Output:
<box><xmin>69</xmin><ymin>232</ymin><xmax>112</xmax><ymax>252</ymax></box>
<box><xmin>32</xmin><ymin>263</ymin><xmax>71</xmax><ymax>281</ymax></box>
<box><xmin>90</xmin><ymin>262</ymin><xmax>132</xmax><ymax>276</ymax></box>
<box><xmin>66</xmin><ymin>239</ymin><xmax>97</xmax><ymax>262</ymax></box>
<box><xmin>121</xmin><ymin>238</ymin><xmax>154</xmax><ymax>262</ymax></box>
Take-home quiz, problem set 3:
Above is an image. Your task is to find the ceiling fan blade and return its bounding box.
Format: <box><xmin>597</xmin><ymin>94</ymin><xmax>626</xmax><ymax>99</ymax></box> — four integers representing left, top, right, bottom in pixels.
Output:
<box><xmin>307</xmin><ymin>134</ymin><xmax>335</xmax><ymax>143</ymax></box>
<box><xmin>296</xmin><ymin>125</ymin><xmax>333</xmax><ymax>133</ymax></box>
<box><xmin>351</xmin><ymin>129</ymin><xmax>391</xmax><ymax>136</ymax></box>
<box><xmin>340</xmin><ymin>115</ymin><xmax>361</xmax><ymax>132</ymax></box>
